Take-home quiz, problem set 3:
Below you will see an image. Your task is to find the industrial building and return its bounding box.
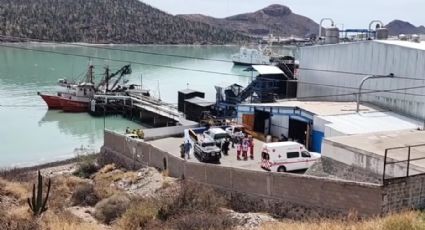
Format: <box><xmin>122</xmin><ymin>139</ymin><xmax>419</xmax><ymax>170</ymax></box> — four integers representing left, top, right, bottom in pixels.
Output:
<box><xmin>322</xmin><ymin>129</ymin><xmax>425</xmax><ymax>182</ymax></box>
<box><xmin>297</xmin><ymin>40</ymin><xmax>425</xmax><ymax>120</ymax></box>
<box><xmin>237</xmin><ymin>101</ymin><xmax>422</xmax><ymax>152</ymax></box>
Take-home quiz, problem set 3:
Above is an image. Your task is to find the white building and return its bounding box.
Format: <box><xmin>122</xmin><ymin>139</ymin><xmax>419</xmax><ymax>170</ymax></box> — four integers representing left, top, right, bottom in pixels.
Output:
<box><xmin>297</xmin><ymin>40</ymin><xmax>425</xmax><ymax>120</ymax></box>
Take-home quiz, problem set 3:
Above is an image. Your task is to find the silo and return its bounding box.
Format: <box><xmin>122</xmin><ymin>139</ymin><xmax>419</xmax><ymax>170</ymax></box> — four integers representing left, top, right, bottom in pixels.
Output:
<box><xmin>376</xmin><ymin>28</ymin><xmax>389</xmax><ymax>40</ymax></box>
<box><xmin>325</xmin><ymin>27</ymin><xmax>340</xmax><ymax>44</ymax></box>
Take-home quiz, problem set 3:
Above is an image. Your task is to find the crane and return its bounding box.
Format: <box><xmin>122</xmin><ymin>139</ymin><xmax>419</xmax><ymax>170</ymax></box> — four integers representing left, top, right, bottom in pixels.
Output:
<box><xmin>97</xmin><ymin>64</ymin><xmax>132</xmax><ymax>92</ymax></box>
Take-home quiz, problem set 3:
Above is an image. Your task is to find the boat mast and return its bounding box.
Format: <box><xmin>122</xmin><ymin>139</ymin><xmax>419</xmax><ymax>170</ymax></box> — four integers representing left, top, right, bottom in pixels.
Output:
<box><xmin>105</xmin><ymin>66</ymin><xmax>110</xmax><ymax>92</ymax></box>
<box><xmin>88</xmin><ymin>65</ymin><xmax>94</xmax><ymax>84</ymax></box>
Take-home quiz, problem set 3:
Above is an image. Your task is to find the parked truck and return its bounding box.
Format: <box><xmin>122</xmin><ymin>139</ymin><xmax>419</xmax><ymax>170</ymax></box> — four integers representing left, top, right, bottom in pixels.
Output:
<box><xmin>193</xmin><ymin>136</ymin><xmax>222</xmax><ymax>163</ymax></box>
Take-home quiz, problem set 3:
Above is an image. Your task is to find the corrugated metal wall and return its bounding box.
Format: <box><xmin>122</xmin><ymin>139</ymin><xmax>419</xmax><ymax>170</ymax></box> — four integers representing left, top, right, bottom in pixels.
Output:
<box><xmin>298</xmin><ymin>41</ymin><xmax>425</xmax><ymax>120</ymax></box>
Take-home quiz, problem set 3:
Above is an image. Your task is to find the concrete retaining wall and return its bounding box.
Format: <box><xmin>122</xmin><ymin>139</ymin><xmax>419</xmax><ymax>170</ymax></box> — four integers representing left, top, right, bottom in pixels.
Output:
<box><xmin>101</xmin><ymin>130</ymin><xmax>425</xmax><ymax>216</ymax></box>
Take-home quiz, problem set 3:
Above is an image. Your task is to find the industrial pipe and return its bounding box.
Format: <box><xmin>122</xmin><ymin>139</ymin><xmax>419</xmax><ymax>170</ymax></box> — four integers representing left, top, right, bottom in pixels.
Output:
<box><xmin>368</xmin><ymin>20</ymin><xmax>385</xmax><ymax>39</ymax></box>
<box><xmin>319</xmin><ymin>18</ymin><xmax>335</xmax><ymax>38</ymax></box>
<box><xmin>356</xmin><ymin>74</ymin><xmax>394</xmax><ymax>113</ymax></box>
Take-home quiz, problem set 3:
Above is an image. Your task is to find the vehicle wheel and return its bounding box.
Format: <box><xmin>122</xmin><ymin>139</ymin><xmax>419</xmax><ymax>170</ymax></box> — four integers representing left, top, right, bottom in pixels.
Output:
<box><xmin>277</xmin><ymin>166</ymin><xmax>286</xmax><ymax>173</ymax></box>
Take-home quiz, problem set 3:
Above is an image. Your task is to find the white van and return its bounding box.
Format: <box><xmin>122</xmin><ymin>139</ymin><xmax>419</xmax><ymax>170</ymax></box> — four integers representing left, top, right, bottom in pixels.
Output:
<box><xmin>203</xmin><ymin>128</ymin><xmax>230</xmax><ymax>146</ymax></box>
<box><xmin>260</xmin><ymin>142</ymin><xmax>321</xmax><ymax>172</ymax></box>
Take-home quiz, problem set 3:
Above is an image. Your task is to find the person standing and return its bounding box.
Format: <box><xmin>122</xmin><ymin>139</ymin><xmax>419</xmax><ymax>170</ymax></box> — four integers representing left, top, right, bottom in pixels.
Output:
<box><xmin>236</xmin><ymin>141</ymin><xmax>242</xmax><ymax>160</ymax></box>
<box><xmin>249</xmin><ymin>136</ymin><xmax>254</xmax><ymax>160</ymax></box>
<box><xmin>184</xmin><ymin>140</ymin><xmax>192</xmax><ymax>160</ymax></box>
<box><xmin>222</xmin><ymin>138</ymin><xmax>230</xmax><ymax>156</ymax></box>
<box><xmin>242</xmin><ymin>140</ymin><xmax>248</xmax><ymax>161</ymax></box>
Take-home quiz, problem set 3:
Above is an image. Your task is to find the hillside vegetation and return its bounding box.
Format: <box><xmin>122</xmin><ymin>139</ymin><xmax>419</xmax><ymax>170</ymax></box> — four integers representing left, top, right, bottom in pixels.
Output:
<box><xmin>1</xmin><ymin>157</ymin><xmax>425</xmax><ymax>230</ymax></box>
<box><xmin>0</xmin><ymin>0</ymin><xmax>250</xmax><ymax>44</ymax></box>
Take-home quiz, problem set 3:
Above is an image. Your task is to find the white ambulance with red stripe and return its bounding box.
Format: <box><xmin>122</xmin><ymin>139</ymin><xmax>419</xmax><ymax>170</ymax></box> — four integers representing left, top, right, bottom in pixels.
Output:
<box><xmin>260</xmin><ymin>142</ymin><xmax>320</xmax><ymax>172</ymax></box>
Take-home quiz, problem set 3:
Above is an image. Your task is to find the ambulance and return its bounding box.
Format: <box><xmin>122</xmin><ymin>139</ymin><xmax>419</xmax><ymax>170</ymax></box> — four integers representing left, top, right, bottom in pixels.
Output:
<box><xmin>260</xmin><ymin>142</ymin><xmax>321</xmax><ymax>172</ymax></box>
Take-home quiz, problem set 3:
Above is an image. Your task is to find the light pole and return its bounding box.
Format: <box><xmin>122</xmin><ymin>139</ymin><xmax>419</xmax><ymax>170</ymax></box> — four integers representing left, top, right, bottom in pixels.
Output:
<box><xmin>356</xmin><ymin>74</ymin><xmax>394</xmax><ymax>113</ymax></box>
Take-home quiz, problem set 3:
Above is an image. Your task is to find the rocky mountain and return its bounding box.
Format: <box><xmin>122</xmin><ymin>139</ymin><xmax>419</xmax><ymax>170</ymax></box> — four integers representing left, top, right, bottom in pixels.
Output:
<box><xmin>386</xmin><ymin>20</ymin><xmax>425</xmax><ymax>35</ymax></box>
<box><xmin>179</xmin><ymin>4</ymin><xmax>319</xmax><ymax>38</ymax></box>
<box><xmin>0</xmin><ymin>0</ymin><xmax>250</xmax><ymax>44</ymax></box>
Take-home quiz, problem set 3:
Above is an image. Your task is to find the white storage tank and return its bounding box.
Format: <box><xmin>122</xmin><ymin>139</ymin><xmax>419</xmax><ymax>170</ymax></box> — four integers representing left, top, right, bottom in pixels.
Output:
<box><xmin>325</xmin><ymin>27</ymin><xmax>340</xmax><ymax>44</ymax></box>
<box><xmin>376</xmin><ymin>27</ymin><xmax>389</xmax><ymax>40</ymax></box>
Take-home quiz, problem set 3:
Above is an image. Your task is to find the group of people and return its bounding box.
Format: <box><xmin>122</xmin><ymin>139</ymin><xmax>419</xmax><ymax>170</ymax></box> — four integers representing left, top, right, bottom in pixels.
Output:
<box><xmin>232</xmin><ymin>134</ymin><xmax>254</xmax><ymax>161</ymax></box>
<box><xmin>125</xmin><ymin>127</ymin><xmax>144</xmax><ymax>139</ymax></box>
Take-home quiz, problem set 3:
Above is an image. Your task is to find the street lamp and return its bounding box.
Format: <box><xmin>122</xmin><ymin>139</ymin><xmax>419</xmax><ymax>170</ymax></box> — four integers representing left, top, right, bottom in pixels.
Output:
<box><xmin>356</xmin><ymin>74</ymin><xmax>394</xmax><ymax>113</ymax></box>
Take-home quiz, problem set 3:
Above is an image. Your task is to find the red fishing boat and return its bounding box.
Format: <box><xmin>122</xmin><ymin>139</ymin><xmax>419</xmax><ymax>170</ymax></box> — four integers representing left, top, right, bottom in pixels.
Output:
<box><xmin>39</xmin><ymin>65</ymin><xmax>96</xmax><ymax>113</ymax></box>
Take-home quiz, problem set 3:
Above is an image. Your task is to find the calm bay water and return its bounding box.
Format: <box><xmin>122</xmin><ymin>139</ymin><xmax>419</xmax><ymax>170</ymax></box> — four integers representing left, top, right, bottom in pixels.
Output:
<box><xmin>0</xmin><ymin>43</ymin><xmax>295</xmax><ymax>167</ymax></box>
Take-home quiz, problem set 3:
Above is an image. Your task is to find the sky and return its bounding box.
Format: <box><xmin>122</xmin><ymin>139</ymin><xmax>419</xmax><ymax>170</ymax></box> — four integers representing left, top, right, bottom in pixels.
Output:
<box><xmin>140</xmin><ymin>0</ymin><xmax>424</xmax><ymax>29</ymax></box>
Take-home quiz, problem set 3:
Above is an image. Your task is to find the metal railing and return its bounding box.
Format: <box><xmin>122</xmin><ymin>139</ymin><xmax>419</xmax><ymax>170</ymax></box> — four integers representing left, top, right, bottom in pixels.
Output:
<box><xmin>383</xmin><ymin>143</ymin><xmax>425</xmax><ymax>183</ymax></box>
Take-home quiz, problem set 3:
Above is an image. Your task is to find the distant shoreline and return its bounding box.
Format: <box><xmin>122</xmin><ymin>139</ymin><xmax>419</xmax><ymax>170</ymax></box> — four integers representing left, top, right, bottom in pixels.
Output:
<box><xmin>0</xmin><ymin>41</ymin><xmax>243</xmax><ymax>47</ymax></box>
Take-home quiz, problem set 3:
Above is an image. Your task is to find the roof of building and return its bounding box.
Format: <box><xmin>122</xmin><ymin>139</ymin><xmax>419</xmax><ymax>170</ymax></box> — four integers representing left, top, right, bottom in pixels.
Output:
<box><xmin>185</xmin><ymin>97</ymin><xmax>215</xmax><ymax>107</ymax></box>
<box><xmin>252</xmin><ymin>65</ymin><xmax>284</xmax><ymax>75</ymax></box>
<box><xmin>376</xmin><ymin>40</ymin><xmax>425</xmax><ymax>51</ymax></box>
<box><xmin>243</xmin><ymin>101</ymin><xmax>380</xmax><ymax>116</ymax></box>
<box><xmin>179</xmin><ymin>88</ymin><xmax>203</xmax><ymax>94</ymax></box>
<box><xmin>325</xmin><ymin>129</ymin><xmax>425</xmax><ymax>164</ymax></box>
<box><xmin>319</xmin><ymin>111</ymin><xmax>422</xmax><ymax>135</ymax></box>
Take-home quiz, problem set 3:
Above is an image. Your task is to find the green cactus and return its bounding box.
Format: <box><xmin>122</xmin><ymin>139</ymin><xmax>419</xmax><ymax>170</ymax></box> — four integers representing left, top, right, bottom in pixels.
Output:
<box><xmin>27</xmin><ymin>170</ymin><xmax>51</xmax><ymax>216</ymax></box>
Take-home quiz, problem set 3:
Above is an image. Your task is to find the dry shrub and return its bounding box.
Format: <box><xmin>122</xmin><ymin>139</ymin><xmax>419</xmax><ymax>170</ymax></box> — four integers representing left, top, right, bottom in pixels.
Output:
<box><xmin>71</xmin><ymin>183</ymin><xmax>100</xmax><ymax>206</ymax></box>
<box><xmin>158</xmin><ymin>181</ymin><xmax>227</xmax><ymax>221</ymax></box>
<box><xmin>49</xmin><ymin>175</ymin><xmax>87</xmax><ymax>209</ymax></box>
<box><xmin>169</xmin><ymin>212</ymin><xmax>234</xmax><ymax>230</ymax></box>
<box><xmin>98</xmin><ymin>164</ymin><xmax>116</xmax><ymax>174</ymax></box>
<box><xmin>0</xmin><ymin>208</ymin><xmax>39</xmax><ymax>230</ymax></box>
<box><xmin>73</xmin><ymin>154</ymin><xmax>99</xmax><ymax>179</ymax></box>
<box><xmin>114</xmin><ymin>199</ymin><xmax>159</xmax><ymax>230</ymax></box>
<box><xmin>260</xmin><ymin>211</ymin><xmax>425</xmax><ymax>230</ymax></box>
<box><xmin>0</xmin><ymin>178</ymin><xmax>30</xmax><ymax>202</ymax></box>
<box><xmin>40</xmin><ymin>211</ymin><xmax>102</xmax><ymax>230</ymax></box>
<box><xmin>0</xmin><ymin>168</ymin><xmax>34</xmax><ymax>182</ymax></box>
<box><xmin>92</xmin><ymin>167</ymin><xmax>137</xmax><ymax>199</ymax></box>
<box><xmin>382</xmin><ymin>211</ymin><xmax>424</xmax><ymax>230</ymax></box>
<box><xmin>94</xmin><ymin>194</ymin><xmax>131</xmax><ymax>224</ymax></box>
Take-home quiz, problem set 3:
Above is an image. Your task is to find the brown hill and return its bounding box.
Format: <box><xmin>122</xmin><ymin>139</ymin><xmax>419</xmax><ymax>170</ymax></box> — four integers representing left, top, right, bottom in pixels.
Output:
<box><xmin>386</xmin><ymin>20</ymin><xmax>425</xmax><ymax>35</ymax></box>
<box><xmin>179</xmin><ymin>4</ymin><xmax>319</xmax><ymax>38</ymax></box>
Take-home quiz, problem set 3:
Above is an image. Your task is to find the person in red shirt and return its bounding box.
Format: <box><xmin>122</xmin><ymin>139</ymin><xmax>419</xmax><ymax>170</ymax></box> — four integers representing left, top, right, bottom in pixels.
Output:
<box><xmin>236</xmin><ymin>142</ymin><xmax>242</xmax><ymax>160</ymax></box>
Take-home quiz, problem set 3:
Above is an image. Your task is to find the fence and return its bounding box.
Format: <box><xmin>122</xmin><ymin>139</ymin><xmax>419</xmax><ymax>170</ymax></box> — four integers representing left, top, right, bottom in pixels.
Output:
<box><xmin>383</xmin><ymin>143</ymin><xmax>425</xmax><ymax>183</ymax></box>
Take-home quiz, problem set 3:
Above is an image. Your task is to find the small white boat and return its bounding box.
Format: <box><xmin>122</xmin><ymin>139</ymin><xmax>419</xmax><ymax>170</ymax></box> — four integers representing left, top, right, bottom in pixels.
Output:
<box><xmin>231</xmin><ymin>46</ymin><xmax>271</xmax><ymax>66</ymax></box>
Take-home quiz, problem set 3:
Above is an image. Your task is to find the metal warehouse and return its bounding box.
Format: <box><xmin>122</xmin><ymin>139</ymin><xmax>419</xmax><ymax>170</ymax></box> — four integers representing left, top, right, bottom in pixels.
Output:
<box><xmin>297</xmin><ymin>40</ymin><xmax>425</xmax><ymax>120</ymax></box>
<box><xmin>237</xmin><ymin>101</ymin><xmax>422</xmax><ymax>153</ymax></box>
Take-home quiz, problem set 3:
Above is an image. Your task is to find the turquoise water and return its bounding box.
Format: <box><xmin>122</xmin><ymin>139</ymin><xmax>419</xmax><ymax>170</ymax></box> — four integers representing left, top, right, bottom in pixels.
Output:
<box><xmin>0</xmin><ymin>43</ymin><xmax>294</xmax><ymax>167</ymax></box>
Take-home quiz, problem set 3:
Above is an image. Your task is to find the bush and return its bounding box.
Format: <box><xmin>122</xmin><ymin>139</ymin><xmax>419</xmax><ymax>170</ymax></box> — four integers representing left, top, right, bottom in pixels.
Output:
<box><xmin>94</xmin><ymin>194</ymin><xmax>131</xmax><ymax>224</ymax></box>
<box><xmin>0</xmin><ymin>209</ymin><xmax>39</xmax><ymax>230</ymax></box>
<box><xmin>115</xmin><ymin>199</ymin><xmax>159</xmax><ymax>230</ymax></box>
<box><xmin>73</xmin><ymin>154</ymin><xmax>99</xmax><ymax>178</ymax></box>
<box><xmin>158</xmin><ymin>181</ymin><xmax>227</xmax><ymax>221</ymax></box>
<box><xmin>170</xmin><ymin>212</ymin><xmax>234</xmax><ymax>230</ymax></box>
<box><xmin>382</xmin><ymin>212</ymin><xmax>423</xmax><ymax>230</ymax></box>
<box><xmin>71</xmin><ymin>183</ymin><xmax>100</xmax><ymax>206</ymax></box>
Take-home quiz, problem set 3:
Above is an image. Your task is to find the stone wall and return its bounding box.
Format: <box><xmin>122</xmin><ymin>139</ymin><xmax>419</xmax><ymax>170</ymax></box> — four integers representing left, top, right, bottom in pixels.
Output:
<box><xmin>383</xmin><ymin>174</ymin><xmax>425</xmax><ymax>212</ymax></box>
<box><xmin>101</xmin><ymin>130</ymin><xmax>425</xmax><ymax>216</ymax></box>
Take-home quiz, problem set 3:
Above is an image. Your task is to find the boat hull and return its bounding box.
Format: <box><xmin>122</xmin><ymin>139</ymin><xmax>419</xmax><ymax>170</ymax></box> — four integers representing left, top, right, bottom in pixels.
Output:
<box><xmin>38</xmin><ymin>93</ymin><xmax>62</xmax><ymax>109</ymax></box>
<box><xmin>60</xmin><ymin>99</ymin><xmax>89</xmax><ymax>113</ymax></box>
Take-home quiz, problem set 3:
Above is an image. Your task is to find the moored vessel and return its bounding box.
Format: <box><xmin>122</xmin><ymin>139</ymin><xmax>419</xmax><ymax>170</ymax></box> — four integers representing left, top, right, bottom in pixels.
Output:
<box><xmin>38</xmin><ymin>65</ymin><xmax>97</xmax><ymax>112</ymax></box>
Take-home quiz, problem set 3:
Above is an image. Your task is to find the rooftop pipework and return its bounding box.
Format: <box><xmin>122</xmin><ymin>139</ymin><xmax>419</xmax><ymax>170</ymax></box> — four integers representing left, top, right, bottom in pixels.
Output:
<box><xmin>318</xmin><ymin>18</ymin><xmax>335</xmax><ymax>38</ymax></box>
<box><xmin>356</xmin><ymin>74</ymin><xmax>395</xmax><ymax>113</ymax></box>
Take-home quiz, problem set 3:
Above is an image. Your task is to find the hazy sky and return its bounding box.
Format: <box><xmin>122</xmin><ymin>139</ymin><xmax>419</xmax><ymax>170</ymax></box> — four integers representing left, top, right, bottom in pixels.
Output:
<box><xmin>141</xmin><ymin>0</ymin><xmax>424</xmax><ymax>28</ymax></box>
